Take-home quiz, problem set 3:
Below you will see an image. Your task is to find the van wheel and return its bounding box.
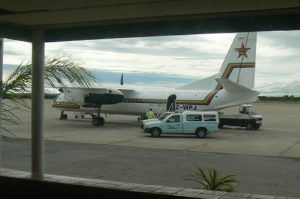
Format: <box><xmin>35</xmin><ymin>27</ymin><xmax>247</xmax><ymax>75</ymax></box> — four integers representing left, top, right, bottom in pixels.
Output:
<box><xmin>246</xmin><ymin>123</ymin><xmax>253</xmax><ymax>130</ymax></box>
<box><xmin>151</xmin><ymin>128</ymin><xmax>161</xmax><ymax>137</ymax></box>
<box><xmin>196</xmin><ymin>128</ymin><xmax>207</xmax><ymax>138</ymax></box>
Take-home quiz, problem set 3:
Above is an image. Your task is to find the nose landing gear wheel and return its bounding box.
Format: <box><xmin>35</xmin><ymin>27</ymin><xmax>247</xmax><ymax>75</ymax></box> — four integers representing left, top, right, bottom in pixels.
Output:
<box><xmin>92</xmin><ymin>116</ymin><xmax>104</xmax><ymax>126</ymax></box>
<box><xmin>59</xmin><ymin>111</ymin><xmax>68</xmax><ymax>120</ymax></box>
<box><xmin>92</xmin><ymin>105</ymin><xmax>104</xmax><ymax>126</ymax></box>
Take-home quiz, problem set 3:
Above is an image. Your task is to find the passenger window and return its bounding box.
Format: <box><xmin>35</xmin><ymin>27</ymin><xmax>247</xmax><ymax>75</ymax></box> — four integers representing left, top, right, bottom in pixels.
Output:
<box><xmin>203</xmin><ymin>114</ymin><xmax>216</xmax><ymax>121</ymax></box>
<box><xmin>186</xmin><ymin>114</ymin><xmax>202</xmax><ymax>121</ymax></box>
<box><xmin>174</xmin><ymin>115</ymin><xmax>180</xmax><ymax>122</ymax></box>
<box><xmin>167</xmin><ymin>115</ymin><xmax>180</xmax><ymax>123</ymax></box>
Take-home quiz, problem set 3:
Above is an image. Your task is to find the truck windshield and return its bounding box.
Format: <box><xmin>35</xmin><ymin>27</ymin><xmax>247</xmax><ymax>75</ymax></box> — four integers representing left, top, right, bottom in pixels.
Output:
<box><xmin>248</xmin><ymin>106</ymin><xmax>257</xmax><ymax>115</ymax></box>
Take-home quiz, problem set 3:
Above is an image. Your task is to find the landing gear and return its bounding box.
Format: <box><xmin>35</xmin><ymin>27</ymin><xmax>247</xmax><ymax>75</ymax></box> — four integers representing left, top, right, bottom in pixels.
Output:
<box><xmin>59</xmin><ymin>111</ymin><xmax>68</xmax><ymax>120</ymax></box>
<box><xmin>92</xmin><ymin>105</ymin><xmax>105</xmax><ymax>126</ymax></box>
<box><xmin>92</xmin><ymin>116</ymin><xmax>104</xmax><ymax>126</ymax></box>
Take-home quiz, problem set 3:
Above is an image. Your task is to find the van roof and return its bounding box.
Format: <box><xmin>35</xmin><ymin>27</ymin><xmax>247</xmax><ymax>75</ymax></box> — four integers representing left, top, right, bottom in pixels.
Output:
<box><xmin>181</xmin><ymin>111</ymin><xmax>218</xmax><ymax>115</ymax></box>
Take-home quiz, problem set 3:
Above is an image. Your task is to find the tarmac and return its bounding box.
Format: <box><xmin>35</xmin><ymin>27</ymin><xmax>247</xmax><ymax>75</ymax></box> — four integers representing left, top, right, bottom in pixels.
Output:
<box><xmin>2</xmin><ymin>99</ymin><xmax>300</xmax><ymax>197</ymax></box>
<box><xmin>4</xmin><ymin>99</ymin><xmax>300</xmax><ymax>158</ymax></box>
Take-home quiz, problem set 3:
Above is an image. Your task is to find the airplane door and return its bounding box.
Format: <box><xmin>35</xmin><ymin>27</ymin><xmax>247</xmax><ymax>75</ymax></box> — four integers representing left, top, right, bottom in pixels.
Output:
<box><xmin>167</xmin><ymin>94</ymin><xmax>176</xmax><ymax>112</ymax></box>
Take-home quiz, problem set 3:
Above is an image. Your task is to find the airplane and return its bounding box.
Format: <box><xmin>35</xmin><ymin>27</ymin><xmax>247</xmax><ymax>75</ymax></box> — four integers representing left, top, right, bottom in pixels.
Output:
<box><xmin>52</xmin><ymin>32</ymin><xmax>259</xmax><ymax>126</ymax></box>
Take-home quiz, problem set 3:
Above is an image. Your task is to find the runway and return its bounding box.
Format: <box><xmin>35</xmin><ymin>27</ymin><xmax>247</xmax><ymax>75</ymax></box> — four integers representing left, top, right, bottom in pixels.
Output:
<box><xmin>2</xmin><ymin>100</ymin><xmax>300</xmax><ymax>197</ymax></box>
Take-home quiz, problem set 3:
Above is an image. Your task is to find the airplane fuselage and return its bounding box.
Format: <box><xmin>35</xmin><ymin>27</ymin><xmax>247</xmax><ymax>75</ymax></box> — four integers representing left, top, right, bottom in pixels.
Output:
<box><xmin>52</xmin><ymin>85</ymin><xmax>259</xmax><ymax>116</ymax></box>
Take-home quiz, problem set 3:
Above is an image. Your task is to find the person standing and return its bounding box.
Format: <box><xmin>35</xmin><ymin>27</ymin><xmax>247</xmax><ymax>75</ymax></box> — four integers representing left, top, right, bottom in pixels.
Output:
<box><xmin>146</xmin><ymin>108</ymin><xmax>155</xmax><ymax>119</ymax></box>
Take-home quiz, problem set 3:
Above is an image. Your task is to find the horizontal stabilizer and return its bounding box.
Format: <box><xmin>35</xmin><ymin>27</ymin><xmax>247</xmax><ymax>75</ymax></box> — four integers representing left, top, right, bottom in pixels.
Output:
<box><xmin>215</xmin><ymin>78</ymin><xmax>258</xmax><ymax>94</ymax></box>
<box><xmin>177</xmin><ymin>74</ymin><xmax>217</xmax><ymax>90</ymax></box>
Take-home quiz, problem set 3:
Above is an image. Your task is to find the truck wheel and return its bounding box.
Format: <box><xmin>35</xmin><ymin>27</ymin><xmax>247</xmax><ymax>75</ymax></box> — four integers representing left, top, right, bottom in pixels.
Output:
<box><xmin>254</xmin><ymin>125</ymin><xmax>260</xmax><ymax>130</ymax></box>
<box><xmin>151</xmin><ymin>128</ymin><xmax>161</xmax><ymax>137</ymax></box>
<box><xmin>246</xmin><ymin>123</ymin><xmax>253</xmax><ymax>130</ymax></box>
<box><xmin>196</xmin><ymin>128</ymin><xmax>207</xmax><ymax>138</ymax></box>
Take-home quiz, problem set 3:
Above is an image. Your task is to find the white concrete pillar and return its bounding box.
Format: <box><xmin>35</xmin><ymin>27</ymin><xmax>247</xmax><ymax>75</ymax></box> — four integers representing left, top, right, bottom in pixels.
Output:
<box><xmin>0</xmin><ymin>38</ymin><xmax>3</xmax><ymax>172</ymax></box>
<box><xmin>31</xmin><ymin>29</ymin><xmax>45</xmax><ymax>179</ymax></box>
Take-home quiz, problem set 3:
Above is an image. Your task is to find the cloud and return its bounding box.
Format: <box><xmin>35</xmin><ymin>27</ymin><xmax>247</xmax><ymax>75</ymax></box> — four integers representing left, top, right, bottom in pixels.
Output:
<box><xmin>43</xmin><ymin>32</ymin><xmax>236</xmax><ymax>79</ymax></box>
<box><xmin>3</xmin><ymin>30</ymin><xmax>300</xmax><ymax>94</ymax></box>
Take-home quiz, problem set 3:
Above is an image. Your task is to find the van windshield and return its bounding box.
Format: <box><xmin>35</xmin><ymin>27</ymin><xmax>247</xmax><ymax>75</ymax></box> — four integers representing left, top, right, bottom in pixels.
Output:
<box><xmin>159</xmin><ymin>112</ymin><xmax>172</xmax><ymax>120</ymax></box>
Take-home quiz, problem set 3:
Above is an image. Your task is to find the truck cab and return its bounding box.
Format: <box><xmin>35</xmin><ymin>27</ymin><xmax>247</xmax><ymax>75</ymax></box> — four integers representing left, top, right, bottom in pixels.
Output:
<box><xmin>219</xmin><ymin>104</ymin><xmax>263</xmax><ymax>130</ymax></box>
<box><xmin>142</xmin><ymin>111</ymin><xmax>219</xmax><ymax>138</ymax></box>
<box><xmin>140</xmin><ymin>111</ymin><xmax>174</xmax><ymax>129</ymax></box>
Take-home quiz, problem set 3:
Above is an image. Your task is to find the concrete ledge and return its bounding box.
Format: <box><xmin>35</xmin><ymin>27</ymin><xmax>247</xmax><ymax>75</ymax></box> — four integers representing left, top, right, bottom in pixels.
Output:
<box><xmin>0</xmin><ymin>168</ymin><xmax>299</xmax><ymax>199</ymax></box>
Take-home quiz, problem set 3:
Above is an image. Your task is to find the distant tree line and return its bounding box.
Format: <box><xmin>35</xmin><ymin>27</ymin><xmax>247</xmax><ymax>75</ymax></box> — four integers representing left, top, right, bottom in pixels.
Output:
<box><xmin>259</xmin><ymin>95</ymin><xmax>300</xmax><ymax>102</ymax></box>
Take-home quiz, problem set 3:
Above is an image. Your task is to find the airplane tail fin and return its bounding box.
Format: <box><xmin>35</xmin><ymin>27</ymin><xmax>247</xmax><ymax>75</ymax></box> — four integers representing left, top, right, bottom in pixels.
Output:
<box><xmin>214</xmin><ymin>32</ymin><xmax>257</xmax><ymax>89</ymax></box>
<box><xmin>178</xmin><ymin>32</ymin><xmax>257</xmax><ymax>91</ymax></box>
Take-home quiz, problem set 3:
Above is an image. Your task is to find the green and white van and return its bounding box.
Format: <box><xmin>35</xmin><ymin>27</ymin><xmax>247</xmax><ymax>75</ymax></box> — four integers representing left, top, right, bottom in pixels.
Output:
<box><xmin>142</xmin><ymin>111</ymin><xmax>219</xmax><ymax>138</ymax></box>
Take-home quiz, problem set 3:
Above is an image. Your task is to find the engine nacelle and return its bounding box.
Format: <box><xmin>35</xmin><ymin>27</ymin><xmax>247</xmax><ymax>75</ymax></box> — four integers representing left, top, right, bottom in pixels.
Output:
<box><xmin>84</xmin><ymin>92</ymin><xmax>124</xmax><ymax>106</ymax></box>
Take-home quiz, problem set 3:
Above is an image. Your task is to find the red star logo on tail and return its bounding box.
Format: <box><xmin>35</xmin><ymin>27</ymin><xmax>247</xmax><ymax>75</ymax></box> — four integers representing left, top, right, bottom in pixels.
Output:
<box><xmin>235</xmin><ymin>43</ymin><xmax>250</xmax><ymax>59</ymax></box>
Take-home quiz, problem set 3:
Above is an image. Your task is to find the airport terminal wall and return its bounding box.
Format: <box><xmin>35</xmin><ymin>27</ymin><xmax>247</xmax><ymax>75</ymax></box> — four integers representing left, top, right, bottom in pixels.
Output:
<box><xmin>0</xmin><ymin>168</ymin><xmax>290</xmax><ymax>199</ymax></box>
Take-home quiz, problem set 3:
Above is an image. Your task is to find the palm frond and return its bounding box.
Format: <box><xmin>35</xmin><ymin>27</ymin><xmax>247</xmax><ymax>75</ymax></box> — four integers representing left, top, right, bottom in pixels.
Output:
<box><xmin>195</xmin><ymin>167</ymin><xmax>210</xmax><ymax>186</ymax></box>
<box><xmin>1</xmin><ymin>57</ymin><xmax>97</xmax><ymax>138</ymax></box>
<box><xmin>43</xmin><ymin>57</ymin><xmax>96</xmax><ymax>88</ymax></box>
<box><xmin>193</xmin><ymin>166</ymin><xmax>239</xmax><ymax>192</ymax></box>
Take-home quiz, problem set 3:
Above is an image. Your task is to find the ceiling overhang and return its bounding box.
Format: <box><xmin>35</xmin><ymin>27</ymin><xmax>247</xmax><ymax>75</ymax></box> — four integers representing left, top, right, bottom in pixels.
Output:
<box><xmin>1</xmin><ymin>0</ymin><xmax>300</xmax><ymax>42</ymax></box>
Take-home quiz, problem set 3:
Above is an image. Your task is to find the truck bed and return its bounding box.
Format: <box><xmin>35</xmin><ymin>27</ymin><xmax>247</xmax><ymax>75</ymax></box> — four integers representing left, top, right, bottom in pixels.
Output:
<box><xmin>218</xmin><ymin>114</ymin><xmax>262</xmax><ymax>130</ymax></box>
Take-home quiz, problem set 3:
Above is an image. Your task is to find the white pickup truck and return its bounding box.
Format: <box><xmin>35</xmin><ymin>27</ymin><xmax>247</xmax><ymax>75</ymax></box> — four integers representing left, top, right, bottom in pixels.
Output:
<box><xmin>142</xmin><ymin>111</ymin><xmax>219</xmax><ymax>138</ymax></box>
<box><xmin>218</xmin><ymin>104</ymin><xmax>263</xmax><ymax>130</ymax></box>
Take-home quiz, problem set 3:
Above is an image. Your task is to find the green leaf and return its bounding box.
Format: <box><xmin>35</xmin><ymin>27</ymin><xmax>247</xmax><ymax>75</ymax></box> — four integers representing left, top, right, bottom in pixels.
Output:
<box><xmin>1</xmin><ymin>57</ymin><xmax>96</xmax><ymax>138</ymax></box>
<box><xmin>192</xmin><ymin>166</ymin><xmax>239</xmax><ymax>192</ymax></box>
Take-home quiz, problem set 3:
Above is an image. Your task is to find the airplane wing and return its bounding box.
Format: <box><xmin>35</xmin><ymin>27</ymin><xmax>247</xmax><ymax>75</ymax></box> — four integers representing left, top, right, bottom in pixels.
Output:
<box><xmin>117</xmin><ymin>88</ymin><xmax>136</xmax><ymax>96</ymax></box>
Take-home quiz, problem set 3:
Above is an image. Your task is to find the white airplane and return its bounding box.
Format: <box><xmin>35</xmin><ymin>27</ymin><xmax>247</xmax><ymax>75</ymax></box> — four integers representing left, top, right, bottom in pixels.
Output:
<box><xmin>52</xmin><ymin>32</ymin><xmax>259</xmax><ymax>126</ymax></box>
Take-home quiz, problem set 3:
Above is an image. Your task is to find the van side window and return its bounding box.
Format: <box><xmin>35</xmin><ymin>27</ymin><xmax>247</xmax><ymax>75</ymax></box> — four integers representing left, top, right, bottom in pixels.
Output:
<box><xmin>203</xmin><ymin>114</ymin><xmax>216</xmax><ymax>121</ymax></box>
<box><xmin>186</xmin><ymin>114</ymin><xmax>202</xmax><ymax>121</ymax></box>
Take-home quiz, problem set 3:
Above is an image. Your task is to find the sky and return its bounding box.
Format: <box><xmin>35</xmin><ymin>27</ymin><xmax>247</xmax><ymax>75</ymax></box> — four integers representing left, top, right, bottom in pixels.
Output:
<box><xmin>3</xmin><ymin>30</ymin><xmax>300</xmax><ymax>93</ymax></box>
